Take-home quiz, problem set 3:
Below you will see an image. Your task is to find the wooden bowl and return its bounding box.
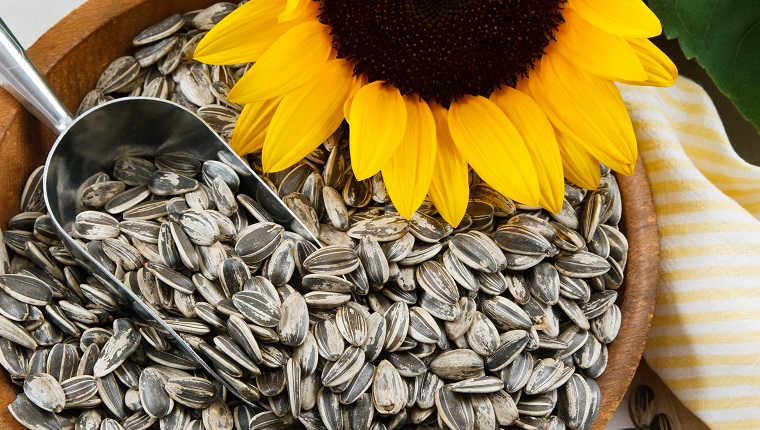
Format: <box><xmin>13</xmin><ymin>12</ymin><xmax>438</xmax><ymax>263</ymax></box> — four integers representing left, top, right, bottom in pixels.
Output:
<box><xmin>0</xmin><ymin>1</ymin><xmax>660</xmax><ymax>428</ymax></box>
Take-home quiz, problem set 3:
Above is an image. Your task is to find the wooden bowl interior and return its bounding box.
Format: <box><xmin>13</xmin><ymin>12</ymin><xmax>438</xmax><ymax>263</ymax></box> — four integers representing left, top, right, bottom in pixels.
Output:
<box><xmin>0</xmin><ymin>1</ymin><xmax>660</xmax><ymax>428</ymax></box>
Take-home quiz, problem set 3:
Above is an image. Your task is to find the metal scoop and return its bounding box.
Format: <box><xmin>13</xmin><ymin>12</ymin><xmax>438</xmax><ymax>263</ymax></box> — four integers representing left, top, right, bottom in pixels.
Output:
<box><xmin>0</xmin><ymin>18</ymin><xmax>318</xmax><ymax>402</ymax></box>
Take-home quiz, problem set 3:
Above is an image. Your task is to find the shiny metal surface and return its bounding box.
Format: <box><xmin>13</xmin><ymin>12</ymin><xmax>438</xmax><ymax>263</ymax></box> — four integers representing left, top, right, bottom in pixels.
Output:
<box><xmin>0</xmin><ymin>18</ymin><xmax>72</xmax><ymax>133</ymax></box>
<box><xmin>0</xmin><ymin>17</ymin><xmax>318</xmax><ymax>405</ymax></box>
<box><xmin>42</xmin><ymin>97</ymin><xmax>318</xmax><ymax>406</ymax></box>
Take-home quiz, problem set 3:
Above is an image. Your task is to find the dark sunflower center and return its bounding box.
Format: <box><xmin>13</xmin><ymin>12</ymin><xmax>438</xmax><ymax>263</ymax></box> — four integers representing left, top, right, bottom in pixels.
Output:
<box><xmin>317</xmin><ymin>0</ymin><xmax>565</xmax><ymax>106</ymax></box>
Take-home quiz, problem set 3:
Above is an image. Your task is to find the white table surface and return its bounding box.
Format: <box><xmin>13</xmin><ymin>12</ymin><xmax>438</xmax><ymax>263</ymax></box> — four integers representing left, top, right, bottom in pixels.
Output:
<box><xmin>0</xmin><ymin>1</ymin><xmax>641</xmax><ymax>428</ymax></box>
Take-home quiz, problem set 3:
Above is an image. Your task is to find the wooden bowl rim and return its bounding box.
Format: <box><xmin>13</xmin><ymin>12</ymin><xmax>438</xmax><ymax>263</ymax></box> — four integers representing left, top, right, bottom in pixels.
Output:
<box><xmin>0</xmin><ymin>1</ymin><xmax>661</xmax><ymax>428</ymax></box>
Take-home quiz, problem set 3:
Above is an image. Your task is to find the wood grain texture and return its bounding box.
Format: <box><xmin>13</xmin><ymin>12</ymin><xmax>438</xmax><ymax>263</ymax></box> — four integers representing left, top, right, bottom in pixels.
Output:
<box><xmin>0</xmin><ymin>1</ymin><xmax>661</xmax><ymax>428</ymax></box>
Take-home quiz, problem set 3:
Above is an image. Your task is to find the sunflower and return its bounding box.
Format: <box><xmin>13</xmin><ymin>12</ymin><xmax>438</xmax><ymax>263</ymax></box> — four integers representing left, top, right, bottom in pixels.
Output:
<box><xmin>194</xmin><ymin>0</ymin><xmax>676</xmax><ymax>226</ymax></box>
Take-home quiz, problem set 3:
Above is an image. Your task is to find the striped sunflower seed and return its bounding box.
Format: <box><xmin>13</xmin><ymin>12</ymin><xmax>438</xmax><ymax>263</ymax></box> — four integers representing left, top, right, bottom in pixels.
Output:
<box><xmin>557</xmin><ymin>373</ymin><xmax>591</xmax><ymax>430</ymax></box>
<box><xmin>61</xmin><ymin>375</ymin><xmax>98</xmax><ymax>406</ymax></box>
<box><xmin>232</xmin><ymin>291</ymin><xmax>281</xmax><ymax>328</ymax></box>
<box><xmin>20</xmin><ymin>166</ymin><xmax>45</xmax><ymax>212</ymax></box>
<box><xmin>591</xmin><ymin>304</ymin><xmax>621</xmax><ymax>344</ymax></box>
<box><xmin>466</xmin><ymin>311</ymin><xmax>500</xmax><ymax>357</ymax></box>
<box><xmin>408</xmin><ymin>306</ymin><xmax>441</xmax><ymax>344</ymax></box>
<box><xmin>347</xmin><ymin>214</ymin><xmax>409</xmax><ymax>242</ymax></box>
<box><xmin>23</xmin><ymin>372</ymin><xmax>66</xmax><ymax>413</ymax></box>
<box><xmin>234</xmin><ymin>222</ymin><xmax>283</xmax><ymax>264</ymax></box>
<box><xmin>8</xmin><ymin>394</ymin><xmax>60</xmax><ymax>430</ymax></box>
<box><xmin>277</xmin><ymin>292</ymin><xmax>308</xmax><ymax>347</ymax></box>
<box><xmin>123</xmin><ymin>199</ymin><xmax>169</xmax><ymax>220</ymax></box>
<box><xmin>164</xmin><ymin>376</ymin><xmax>217</xmax><ymax>409</ymax></box>
<box><xmin>430</xmin><ymin>349</ymin><xmax>484</xmax><ymax>380</ymax></box>
<box><xmin>554</xmin><ymin>251</ymin><xmax>611</xmax><ymax>279</ymax></box>
<box><xmin>314</xmin><ymin>318</ymin><xmax>345</xmax><ymax>361</ymax></box>
<box><xmin>149</xmin><ymin>170</ymin><xmax>200</xmax><ymax>196</ymax></box>
<box><xmin>135</xmin><ymin>37</ymin><xmax>179</xmax><ymax>68</ymax></box>
<box><xmin>650</xmin><ymin>413</ymin><xmax>673</xmax><ymax>430</ymax></box>
<box><xmin>113</xmin><ymin>157</ymin><xmax>157</xmax><ymax>186</ymax></box>
<box><xmin>81</xmin><ymin>181</ymin><xmax>127</xmax><ymax>209</ymax></box>
<box><xmin>138</xmin><ymin>367</ymin><xmax>173</xmax><ymax>418</ymax></box>
<box><xmin>372</xmin><ymin>360</ymin><xmax>406</xmax><ymax>415</ymax></box>
<box><xmin>302</xmin><ymin>245</ymin><xmax>359</xmax><ymax>275</ymax></box>
<box><xmin>0</xmin><ymin>312</ymin><xmax>38</xmax><ymax>350</ymax></box>
<box><xmin>493</xmin><ymin>225</ymin><xmax>552</xmax><ymax>256</ymax></box>
<box><xmin>383</xmin><ymin>302</ymin><xmax>410</xmax><ymax>352</ymax></box>
<box><xmin>0</xmin><ymin>274</ymin><xmax>53</xmax><ymax>306</ymax></box>
<box><xmin>448</xmin><ymin>231</ymin><xmax>505</xmax><ymax>274</ymax></box>
<box><xmin>487</xmin><ymin>390</ymin><xmax>519</xmax><ymax>426</ymax></box>
<box><xmin>322</xmin><ymin>345</ymin><xmax>365</xmax><ymax>387</ymax></box>
<box><xmin>358</xmin><ymin>235</ymin><xmax>389</xmax><ymax>287</ymax></box>
<box><xmin>416</xmin><ymin>260</ymin><xmax>459</xmax><ymax>306</ymax></box>
<box><xmin>93</xmin><ymin>318</ymin><xmax>141</xmax><ymax>377</ymax></box>
<box><xmin>436</xmin><ymin>386</ymin><xmax>474</xmax><ymax>430</ymax></box>
<box><xmin>178</xmin><ymin>210</ymin><xmax>219</xmax><ymax>246</ymax></box>
<box><xmin>336</xmin><ymin>305</ymin><xmax>369</xmax><ymax>347</ymax></box>
<box><xmin>485</xmin><ymin>330</ymin><xmax>530</xmax><ymax>372</ymax></box>
<box><xmin>73</xmin><ymin>211</ymin><xmax>120</xmax><ymax>241</ymax></box>
<box><xmin>96</xmin><ymin>371</ymin><xmax>128</xmax><ymax>420</ymax></box>
<box><xmin>96</xmin><ymin>56</ymin><xmax>141</xmax><ymax>94</ymax></box>
<box><xmin>385</xmin><ymin>351</ymin><xmax>426</xmax><ymax>377</ymax></box>
<box><xmin>133</xmin><ymin>13</ymin><xmax>184</xmax><ymax>45</ymax></box>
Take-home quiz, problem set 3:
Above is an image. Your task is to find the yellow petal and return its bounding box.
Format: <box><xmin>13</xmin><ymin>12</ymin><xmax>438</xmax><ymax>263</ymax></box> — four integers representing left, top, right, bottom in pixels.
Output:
<box><xmin>350</xmin><ymin>74</ymin><xmax>369</xmax><ymax>98</ymax></box>
<box><xmin>382</xmin><ymin>98</ymin><xmax>437</xmax><ymax>219</ymax></box>
<box><xmin>194</xmin><ymin>0</ymin><xmax>319</xmax><ymax>65</ymax></box>
<box><xmin>227</xmin><ymin>22</ymin><xmax>333</xmax><ymax>103</ymax></box>
<box><xmin>530</xmin><ymin>54</ymin><xmax>636</xmax><ymax>176</ymax></box>
<box><xmin>263</xmin><ymin>60</ymin><xmax>355</xmax><ymax>172</ymax></box>
<box><xmin>348</xmin><ymin>81</ymin><xmax>407</xmax><ymax>180</ymax></box>
<box><xmin>512</xmin><ymin>78</ymin><xmax>579</xmax><ymax>198</ymax></box>
<box><xmin>554</xmin><ymin>9</ymin><xmax>647</xmax><ymax>82</ymax></box>
<box><xmin>618</xmin><ymin>38</ymin><xmax>678</xmax><ymax>87</ymax></box>
<box><xmin>427</xmin><ymin>103</ymin><xmax>469</xmax><ymax>226</ymax></box>
<box><xmin>343</xmin><ymin>96</ymin><xmax>354</xmax><ymax>123</ymax></box>
<box><xmin>278</xmin><ymin>0</ymin><xmax>310</xmax><ymax>22</ymax></box>
<box><xmin>556</xmin><ymin>130</ymin><xmax>601</xmax><ymax>190</ymax></box>
<box><xmin>568</xmin><ymin>0</ymin><xmax>661</xmax><ymax>38</ymax></box>
<box><xmin>231</xmin><ymin>96</ymin><xmax>282</xmax><ymax>155</ymax></box>
<box><xmin>490</xmin><ymin>87</ymin><xmax>564</xmax><ymax>213</ymax></box>
<box><xmin>447</xmin><ymin>95</ymin><xmax>540</xmax><ymax>206</ymax></box>
<box><xmin>343</xmin><ymin>75</ymin><xmax>368</xmax><ymax>122</ymax></box>
<box><xmin>515</xmin><ymin>76</ymin><xmax>531</xmax><ymax>95</ymax></box>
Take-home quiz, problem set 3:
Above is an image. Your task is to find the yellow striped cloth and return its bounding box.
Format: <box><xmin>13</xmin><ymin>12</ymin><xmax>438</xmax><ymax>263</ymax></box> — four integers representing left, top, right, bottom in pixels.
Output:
<box><xmin>618</xmin><ymin>77</ymin><xmax>760</xmax><ymax>429</ymax></box>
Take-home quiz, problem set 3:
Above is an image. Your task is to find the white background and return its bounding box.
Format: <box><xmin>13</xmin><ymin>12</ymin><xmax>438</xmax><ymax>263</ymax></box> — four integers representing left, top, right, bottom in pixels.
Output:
<box><xmin>0</xmin><ymin>1</ymin><xmax>644</xmax><ymax>428</ymax></box>
<box><xmin>0</xmin><ymin>0</ymin><xmax>86</xmax><ymax>48</ymax></box>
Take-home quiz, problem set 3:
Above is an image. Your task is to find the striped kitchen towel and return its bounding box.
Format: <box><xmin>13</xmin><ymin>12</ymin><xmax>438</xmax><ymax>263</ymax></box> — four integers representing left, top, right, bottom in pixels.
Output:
<box><xmin>618</xmin><ymin>77</ymin><xmax>760</xmax><ymax>429</ymax></box>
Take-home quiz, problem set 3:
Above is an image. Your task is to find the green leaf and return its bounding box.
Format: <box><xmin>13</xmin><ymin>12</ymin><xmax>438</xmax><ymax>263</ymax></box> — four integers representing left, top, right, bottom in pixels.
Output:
<box><xmin>649</xmin><ymin>0</ymin><xmax>760</xmax><ymax>132</ymax></box>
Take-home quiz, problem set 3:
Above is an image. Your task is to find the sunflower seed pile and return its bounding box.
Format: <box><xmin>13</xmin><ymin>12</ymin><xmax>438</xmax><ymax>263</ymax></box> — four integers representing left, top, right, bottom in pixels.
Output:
<box><xmin>77</xmin><ymin>4</ymin><xmax>244</xmax><ymax>141</ymax></box>
<box><xmin>5</xmin><ymin>154</ymin><xmax>626</xmax><ymax>430</ymax></box>
<box><xmin>1</xmin><ymin>2</ymin><xmax>631</xmax><ymax>430</ymax></box>
<box><xmin>0</xmin><ymin>170</ymin><xmax>246</xmax><ymax>429</ymax></box>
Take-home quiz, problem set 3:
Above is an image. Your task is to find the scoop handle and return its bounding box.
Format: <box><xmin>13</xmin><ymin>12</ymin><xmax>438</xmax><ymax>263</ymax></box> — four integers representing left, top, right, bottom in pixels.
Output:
<box><xmin>0</xmin><ymin>18</ymin><xmax>73</xmax><ymax>134</ymax></box>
